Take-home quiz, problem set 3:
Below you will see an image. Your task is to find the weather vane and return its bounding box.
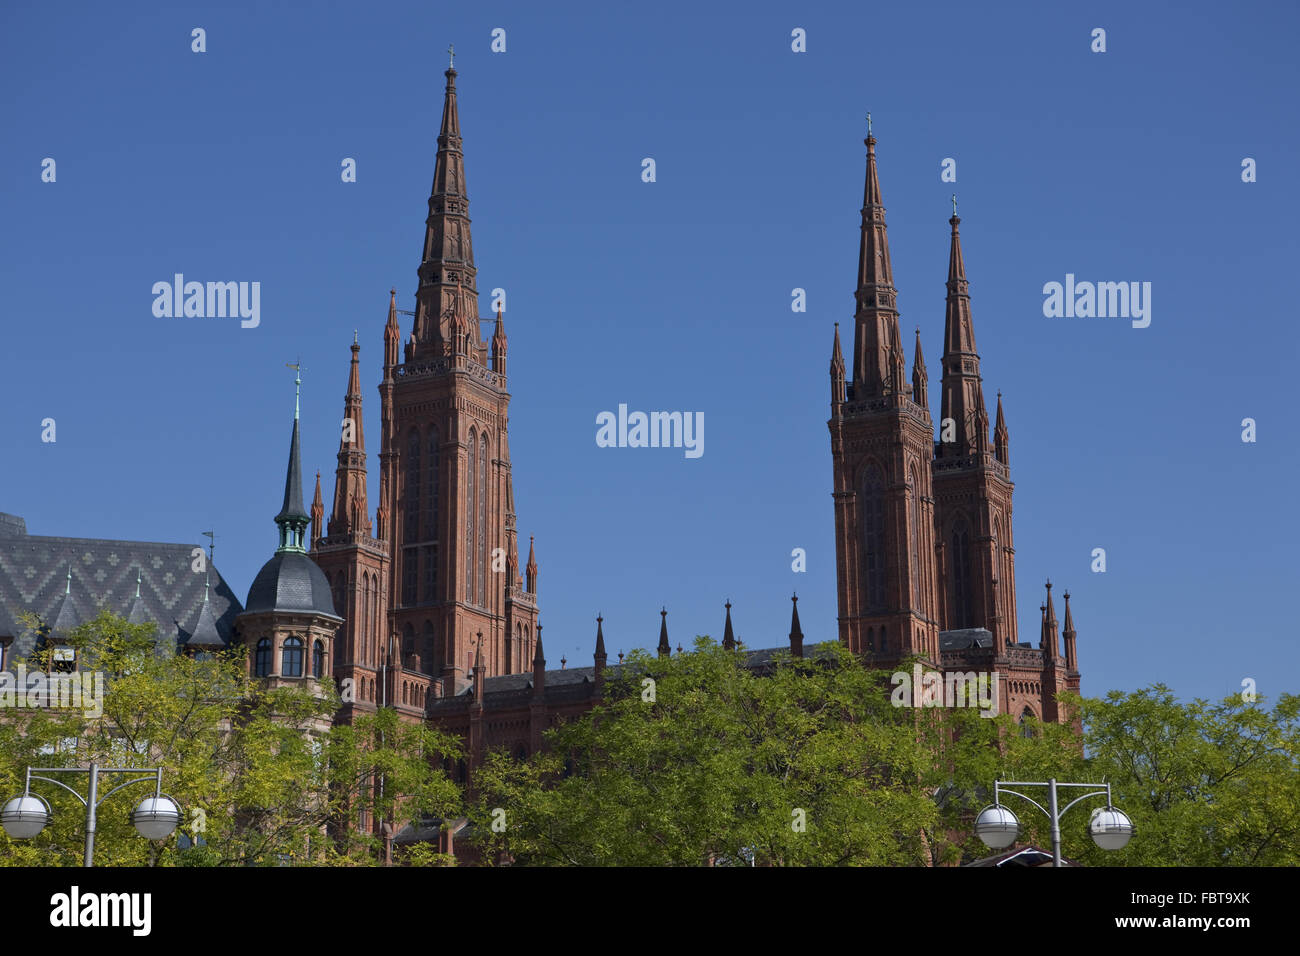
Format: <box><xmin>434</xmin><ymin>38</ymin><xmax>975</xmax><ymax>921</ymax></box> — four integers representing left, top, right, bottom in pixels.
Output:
<box><xmin>286</xmin><ymin>359</ymin><xmax>303</xmax><ymax>418</ymax></box>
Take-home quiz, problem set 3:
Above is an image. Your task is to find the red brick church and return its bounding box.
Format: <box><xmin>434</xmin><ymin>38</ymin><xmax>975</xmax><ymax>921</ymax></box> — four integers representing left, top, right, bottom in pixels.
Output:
<box><xmin>178</xmin><ymin>62</ymin><xmax>1086</xmax><ymax>802</ymax></box>
<box><xmin>0</xmin><ymin>61</ymin><xmax>1084</xmax><ymax>853</ymax></box>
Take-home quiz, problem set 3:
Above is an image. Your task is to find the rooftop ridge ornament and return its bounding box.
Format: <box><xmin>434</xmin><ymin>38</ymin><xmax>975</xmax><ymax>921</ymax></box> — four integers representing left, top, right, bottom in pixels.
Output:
<box><xmin>285</xmin><ymin>360</ymin><xmax>303</xmax><ymax>419</ymax></box>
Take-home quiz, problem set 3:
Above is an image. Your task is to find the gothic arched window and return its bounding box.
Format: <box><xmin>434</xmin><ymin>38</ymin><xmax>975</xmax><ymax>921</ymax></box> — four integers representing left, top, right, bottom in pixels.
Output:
<box><xmin>282</xmin><ymin>637</ymin><xmax>303</xmax><ymax>678</ymax></box>
<box><xmin>402</xmin><ymin>622</ymin><xmax>415</xmax><ymax>668</ymax></box>
<box><xmin>908</xmin><ymin>465</ymin><xmax>922</xmax><ymax>607</ymax></box>
<box><xmin>950</xmin><ymin>516</ymin><xmax>973</xmax><ymax>629</ymax></box>
<box><xmin>405</xmin><ymin>429</ymin><xmax>421</xmax><ymax>541</ymax></box>
<box><xmin>478</xmin><ymin>432</ymin><xmax>488</xmax><ymax>606</ymax></box>
<box><xmin>312</xmin><ymin>639</ymin><xmax>324</xmax><ymax>678</ymax></box>
<box><xmin>992</xmin><ymin>517</ymin><xmax>1002</xmax><ymax>632</ymax></box>
<box><xmin>422</xmin><ymin>620</ymin><xmax>435</xmax><ymax>674</ymax></box>
<box><xmin>424</xmin><ymin>427</ymin><xmax>440</xmax><ymax>602</ymax></box>
<box><xmin>467</xmin><ymin>428</ymin><xmax>477</xmax><ymax>603</ymax></box>
<box><xmin>1019</xmin><ymin>707</ymin><xmax>1036</xmax><ymax>738</ymax></box>
<box><xmin>254</xmin><ymin>638</ymin><xmax>271</xmax><ymax>677</ymax></box>
<box><xmin>403</xmin><ymin>430</ymin><xmax>421</xmax><ymax>607</ymax></box>
<box><xmin>364</xmin><ymin>573</ymin><xmax>374</xmax><ymax>665</ymax></box>
<box><xmin>860</xmin><ymin>465</ymin><xmax>886</xmax><ymax>611</ymax></box>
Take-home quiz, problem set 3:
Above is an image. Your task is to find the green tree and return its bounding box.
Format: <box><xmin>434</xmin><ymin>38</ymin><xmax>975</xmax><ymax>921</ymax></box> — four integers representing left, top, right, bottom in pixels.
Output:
<box><xmin>0</xmin><ymin>609</ymin><xmax>462</xmax><ymax>865</ymax></box>
<box><xmin>1071</xmin><ymin>686</ymin><xmax>1300</xmax><ymax>866</ymax></box>
<box><xmin>468</xmin><ymin>639</ymin><xmax>938</xmax><ymax>865</ymax></box>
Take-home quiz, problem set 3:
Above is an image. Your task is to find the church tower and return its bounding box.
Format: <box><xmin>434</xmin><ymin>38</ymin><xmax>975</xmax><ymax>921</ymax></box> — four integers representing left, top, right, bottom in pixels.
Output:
<box><xmin>312</xmin><ymin>334</ymin><xmax>390</xmax><ymax>717</ymax></box>
<box><xmin>828</xmin><ymin>129</ymin><xmax>942</xmax><ymax>665</ymax></box>
<box><xmin>379</xmin><ymin>60</ymin><xmax>539</xmax><ymax>704</ymax></box>
<box><xmin>930</xmin><ymin>210</ymin><xmax>1018</xmax><ymax>645</ymax></box>
<box><xmin>239</xmin><ymin>377</ymin><xmax>341</xmax><ymax>700</ymax></box>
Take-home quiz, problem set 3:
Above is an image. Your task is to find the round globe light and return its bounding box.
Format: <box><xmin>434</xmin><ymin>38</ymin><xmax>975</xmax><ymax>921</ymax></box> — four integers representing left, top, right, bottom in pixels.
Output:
<box><xmin>1089</xmin><ymin>807</ymin><xmax>1135</xmax><ymax>851</ymax></box>
<box><xmin>974</xmin><ymin>804</ymin><xmax>1020</xmax><ymax>849</ymax></box>
<box><xmin>131</xmin><ymin>795</ymin><xmax>181</xmax><ymax>841</ymax></box>
<box><xmin>2</xmin><ymin>795</ymin><xmax>50</xmax><ymax>839</ymax></box>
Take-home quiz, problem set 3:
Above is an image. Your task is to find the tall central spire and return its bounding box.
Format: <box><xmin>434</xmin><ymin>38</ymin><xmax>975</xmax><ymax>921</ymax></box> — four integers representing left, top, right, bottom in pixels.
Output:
<box><xmin>937</xmin><ymin>212</ymin><xmax>990</xmax><ymax>458</ymax></box>
<box><xmin>411</xmin><ymin>63</ymin><xmax>478</xmax><ymax>357</ymax></box>
<box><xmin>852</xmin><ymin>131</ymin><xmax>906</xmax><ymax>398</ymax></box>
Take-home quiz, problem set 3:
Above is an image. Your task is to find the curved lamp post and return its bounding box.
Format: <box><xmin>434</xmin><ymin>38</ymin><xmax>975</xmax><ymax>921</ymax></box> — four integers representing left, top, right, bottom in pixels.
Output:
<box><xmin>974</xmin><ymin>778</ymin><xmax>1134</xmax><ymax>867</ymax></box>
<box><xmin>2</xmin><ymin>763</ymin><xmax>181</xmax><ymax>866</ymax></box>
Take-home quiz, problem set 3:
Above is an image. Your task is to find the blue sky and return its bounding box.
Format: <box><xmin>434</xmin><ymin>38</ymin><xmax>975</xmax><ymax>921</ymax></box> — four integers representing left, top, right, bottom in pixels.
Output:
<box><xmin>2</xmin><ymin>0</ymin><xmax>1296</xmax><ymax>703</ymax></box>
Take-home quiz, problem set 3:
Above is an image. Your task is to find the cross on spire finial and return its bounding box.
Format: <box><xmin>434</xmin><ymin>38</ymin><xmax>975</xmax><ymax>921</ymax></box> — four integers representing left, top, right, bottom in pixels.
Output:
<box><xmin>448</xmin><ymin>43</ymin><xmax>455</xmax><ymax>68</ymax></box>
<box><xmin>866</xmin><ymin>111</ymin><xmax>872</xmax><ymax>136</ymax></box>
<box><xmin>951</xmin><ymin>193</ymin><xmax>958</xmax><ymax>217</ymax></box>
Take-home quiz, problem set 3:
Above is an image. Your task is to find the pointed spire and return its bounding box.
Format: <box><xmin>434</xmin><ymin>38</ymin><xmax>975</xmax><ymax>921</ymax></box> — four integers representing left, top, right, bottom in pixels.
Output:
<box><xmin>310</xmin><ymin>471</ymin><xmax>324</xmax><ymax>544</ymax></box>
<box><xmin>994</xmin><ymin>391</ymin><xmax>1009</xmax><ymax>465</ymax></box>
<box><xmin>722</xmin><ymin>600</ymin><xmax>736</xmax><ymax>650</ymax></box>
<box><xmin>938</xmin><ymin>211</ymin><xmax>993</xmax><ymax>460</ymax></box>
<box><xmin>1041</xmin><ymin>580</ymin><xmax>1060</xmax><ymax>659</ymax></box>
<box><xmin>532</xmin><ymin>623</ymin><xmax>545</xmax><ymax>695</ymax></box>
<box><xmin>851</xmin><ymin>126</ymin><xmax>904</xmax><ymax>398</ymax></box>
<box><xmin>472</xmin><ymin>631</ymin><xmax>485</xmax><ymax>699</ymax></box>
<box><xmin>594</xmin><ymin>614</ymin><xmax>608</xmax><ymax>688</ymax></box>
<box><xmin>384</xmin><ymin>287</ymin><xmax>401</xmax><ymax>371</ymax></box>
<box><xmin>830</xmin><ymin>322</ymin><xmax>846</xmax><ymax>406</ymax></box>
<box><xmin>491</xmin><ymin>301</ymin><xmax>508</xmax><ymax>375</ymax></box>
<box><xmin>525</xmin><ymin>535</ymin><xmax>537</xmax><ymax>593</ymax></box>
<box><xmin>329</xmin><ymin>337</ymin><xmax>371</xmax><ymax>537</ymax></box>
<box><xmin>1062</xmin><ymin>590</ymin><xmax>1078</xmax><ymax>671</ymax></box>
<box><xmin>412</xmin><ymin>60</ymin><xmax>478</xmax><ymax>356</ymax></box>
<box><xmin>51</xmin><ymin>562</ymin><xmax>79</xmax><ymax>637</ymax></box>
<box><xmin>657</xmin><ymin>608</ymin><xmax>670</xmax><ymax>658</ymax></box>
<box><xmin>126</xmin><ymin>567</ymin><xmax>149</xmax><ymax>625</ymax></box>
<box><xmin>274</xmin><ymin>378</ymin><xmax>310</xmax><ymax>554</ymax></box>
<box><xmin>911</xmin><ymin>327</ymin><xmax>928</xmax><ymax>407</ymax></box>
<box><xmin>186</xmin><ymin>577</ymin><xmax>224</xmax><ymax>648</ymax></box>
<box><xmin>789</xmin><ymin>592</ymin><xmax>804</xmax><ymax>658</ymax></box>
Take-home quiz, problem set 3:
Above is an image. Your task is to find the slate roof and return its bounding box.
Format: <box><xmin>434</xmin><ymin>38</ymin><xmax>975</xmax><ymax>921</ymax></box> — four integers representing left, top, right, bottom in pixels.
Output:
<box><xmin>186</xmin><ymin>585</ymin><xmax>226</xmax><ymax>646</ymax></box>
<box><xmin>433</xmin><ymin>642</ymin><xmax>829</xmax><ymax>711</ymax></box>
<box><xmin>243</xmin><ymin>551</ymin><xmax>340</xmax><ymax>619</ymax></box>
<box><xmin>939</xmin><ymin>627</ymin><xmax>995</xmax><ymax>651</ymax></box>
<box><xmin>275</xmin><ymin>418</ymin><xmax>309</xmax><ymax>523</ymax></box>
<box><xmin>0</xmin><ymin>513</ymin><xmax>243</xmax><ymax>659</ymax></box>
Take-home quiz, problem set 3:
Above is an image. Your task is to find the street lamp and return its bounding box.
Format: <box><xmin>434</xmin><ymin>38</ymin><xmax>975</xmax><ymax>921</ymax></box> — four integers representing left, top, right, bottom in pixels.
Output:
<box><xmin>2</xmin><ymin>763</ymin><xmax>181</xmax><ymax>866</ymax></box>
<box><xmin>974</xmin><ymin>778</ymin><xmax>1134</xmax><ymax>867</ymax></box>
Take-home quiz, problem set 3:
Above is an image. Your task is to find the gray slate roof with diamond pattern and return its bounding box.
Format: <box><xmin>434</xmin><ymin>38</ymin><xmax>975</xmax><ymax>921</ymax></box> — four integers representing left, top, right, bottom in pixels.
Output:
<box><xmin>0</xmin><ymin>513</ymin><xmax>242</xmax><ymax>660</ymax></box>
